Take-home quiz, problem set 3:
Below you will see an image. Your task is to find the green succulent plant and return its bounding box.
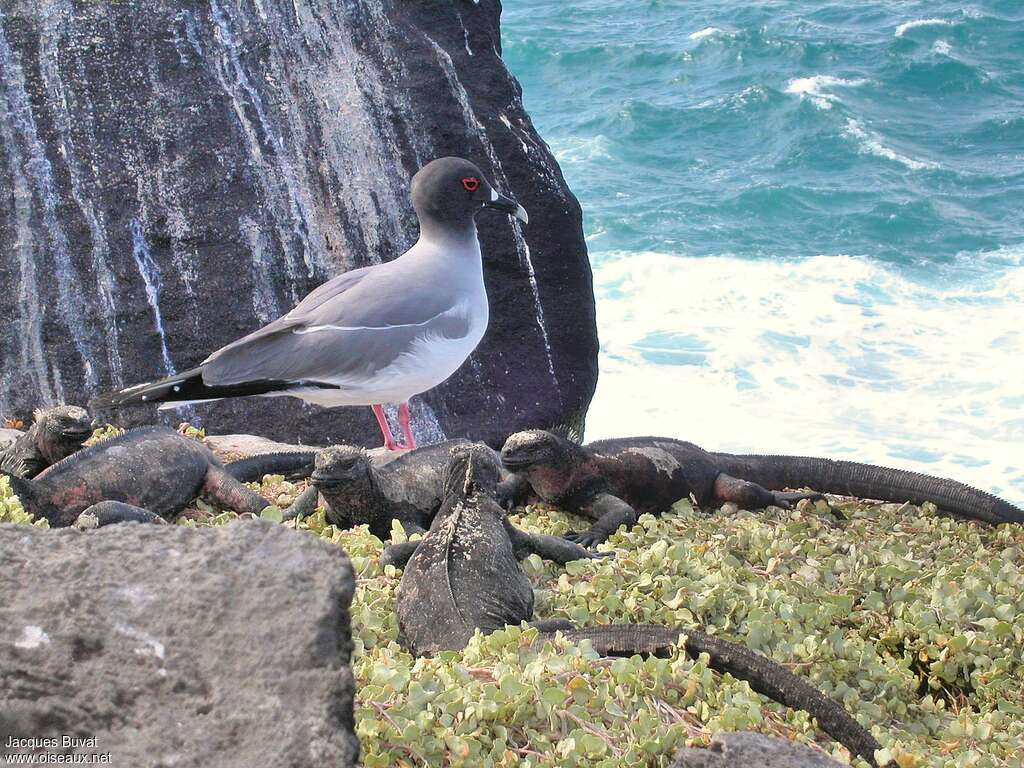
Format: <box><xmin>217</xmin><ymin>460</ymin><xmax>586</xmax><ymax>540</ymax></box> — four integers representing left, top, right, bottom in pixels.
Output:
<box><xmin>4</xmin><ymin>473</ymin><xmax>1022</xmax><ymax>766</ymax></box>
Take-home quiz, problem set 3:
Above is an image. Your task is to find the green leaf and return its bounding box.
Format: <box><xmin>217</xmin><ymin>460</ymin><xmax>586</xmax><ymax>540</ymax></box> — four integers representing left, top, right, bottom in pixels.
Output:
<box><xmin>260</xmin><ymin>505</ymin><xmax>283</xmax><ymax>523</ymax></box>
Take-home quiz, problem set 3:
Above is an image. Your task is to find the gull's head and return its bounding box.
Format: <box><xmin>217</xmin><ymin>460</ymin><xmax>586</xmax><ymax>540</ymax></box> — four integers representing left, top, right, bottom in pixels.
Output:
<box><xmin>411</xmin><ymin>157</ymin><xmax>528</xmax><ymax>230</ymax></box>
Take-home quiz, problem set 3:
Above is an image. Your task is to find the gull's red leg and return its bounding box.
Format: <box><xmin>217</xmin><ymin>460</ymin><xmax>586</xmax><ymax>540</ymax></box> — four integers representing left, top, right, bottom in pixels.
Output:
<box><xmin>371</xmin><ymin>404</ymin><xmax>402</xmax><ymax>451</ymax></box>
<box><xmin>398</xmin><ymin>402</ymin><xmax>417</xmax><ymax>450</ymax></box>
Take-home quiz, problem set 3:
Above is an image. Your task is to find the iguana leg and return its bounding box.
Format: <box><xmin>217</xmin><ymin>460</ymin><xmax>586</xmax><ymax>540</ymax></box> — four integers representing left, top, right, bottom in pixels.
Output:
<box><xmin>283</xmin><ymin>485</ymin><xmax>321</xmax><ymax>521</ymax></box>
<box><xmin>563</xmin><ymin>493</ymin><xmax>638</xmax><ymax>548</ymax></box>
<box><xmin>202</xmin><ymin>466</ymin><xmax>271</xmax><ymax>515</ymax></box>
<box><xmin>380</xmin><ymin>540</ymin><xmax>421</xmax><ymax>569</ymax></box>
<box><xmin>713</xmin><ymin>473</ymin><xmax>824</xmax><ymax>510</ymax></box>
<box><xmin>505</xmin><ymin>520</ymin><xmax>612</xmax><ymax>564</ymax></box>
<box><xmin>496</xmin><ymin>474</ymin><xmax>535</xmax><ymax>511</ymax></box>
<box><xmin>391</xmin><ymin>500</ymin><xmax>431</xmax><ymax>539</ymax></box>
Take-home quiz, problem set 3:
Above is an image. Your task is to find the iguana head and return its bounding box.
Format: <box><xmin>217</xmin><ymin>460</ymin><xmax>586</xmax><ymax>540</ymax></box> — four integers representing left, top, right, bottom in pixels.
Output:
<box><xmin>310</xmin><ymin>445</ymin><xmax>386</xmax><ymax>525</ymax></box>
<box><xmin>34</xmin><ymin>405</ymin><xmax>93</xmax><ymax>464</ymax></box>
<box><xmin>310</xmin><ymin>446</ymin><xmax>373</xmax><ymax>490</ymax></box>
<box><xmin>500</xmin><ymin>429</ymin><xmax>584</xmax><ymax>471</ymax></box>
<box><xmin>499</xmin><ymin>429</ymin><xmax>586</xmax><ymax>501</ymax></box>
<box><xmin>442</xmin><ymin>443</ymin><xmax>503</xmax><ymax>499</ymax></box>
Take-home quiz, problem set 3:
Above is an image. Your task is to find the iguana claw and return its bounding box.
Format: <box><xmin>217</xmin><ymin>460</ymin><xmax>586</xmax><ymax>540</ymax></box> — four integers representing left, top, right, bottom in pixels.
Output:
<box><xmin>771</xmin><ymin>490</ymin><xmax>824</xmax><ymax>509</ymax></box>
<box><xmin>563</xmin><ymin>530</ymin><xmax>607</xmax><ymax>549</ymax></box>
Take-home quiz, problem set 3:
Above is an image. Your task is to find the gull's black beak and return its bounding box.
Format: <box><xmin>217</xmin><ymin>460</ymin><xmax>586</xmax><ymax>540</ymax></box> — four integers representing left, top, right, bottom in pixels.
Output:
<box><xmin>477</xmin><ymin>183</ymin><xmax>529</xmax><ymax>224</ymax></box>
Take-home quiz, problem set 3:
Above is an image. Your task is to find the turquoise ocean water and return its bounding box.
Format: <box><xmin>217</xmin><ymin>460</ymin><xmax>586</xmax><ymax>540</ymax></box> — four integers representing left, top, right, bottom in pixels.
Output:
<box><xmin>502</xmin><ymin>1</ymin><xmax>1024</xmax><ymax>504</ymax></box>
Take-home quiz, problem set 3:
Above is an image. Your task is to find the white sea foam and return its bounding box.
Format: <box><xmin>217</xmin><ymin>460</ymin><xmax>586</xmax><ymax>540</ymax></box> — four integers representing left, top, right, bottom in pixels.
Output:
<box><xmin>932</xmin><ymin>40</ymin><xmax>952</xmax><ymax>55</ymax></box>
<box><xmin>843</xmin><ymin>119</ymin><xmax>939</xmax><ymax>170</ymax></box>
<box><xmin>689</xmin><ymin>27</ymin><xmax>723</xmax><ymax>41</ymax></box>
<box><xmin>784</xmin><ymin>75</ymin><xmax>867</xmax><ymax>110</ymax></box>
<box><xmin>551</xmin><ymin>135</ymin><xmax>613</xmax><ymax>164</ymax></box>
<box><xmin>586</xmin><ymin>251</ymin><xmax>1024</xmax><ymax>505</ymax></box>
<box><xmin>896</xmin><ymin>19</ymin><xmax>954</xmax><ymax>38</ymax></box>
<box><xmin>785</xmin><ymin>75</ymin><xmax>867</xmax><ymax>95</ymax></box>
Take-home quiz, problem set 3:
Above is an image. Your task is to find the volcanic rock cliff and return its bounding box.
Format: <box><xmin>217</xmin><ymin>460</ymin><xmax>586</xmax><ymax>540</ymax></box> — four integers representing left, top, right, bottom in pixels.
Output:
<box><xmin>0</xmin><ymin>0</ymin><xmax>597</xmax><ymax>446</ymax></box>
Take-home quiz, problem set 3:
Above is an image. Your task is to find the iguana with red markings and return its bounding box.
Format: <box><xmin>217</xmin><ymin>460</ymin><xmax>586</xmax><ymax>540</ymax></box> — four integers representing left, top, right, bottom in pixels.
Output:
<box><xmin>500</xmin><ymin>430</ymin><xmax>1023</xmax><ymax>546</ymax></box>
<box><xmin>1</xmin><ymin>426</ymin><xmax>272</xmax><ymax>527</ymax></box>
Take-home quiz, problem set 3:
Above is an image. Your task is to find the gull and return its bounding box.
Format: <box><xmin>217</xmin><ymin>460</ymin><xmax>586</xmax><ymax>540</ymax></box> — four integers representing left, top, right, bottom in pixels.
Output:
<box><xmin>95</xmin><ymin>157</ymin><xmax>528</xmax><ymax>450</ymax></box>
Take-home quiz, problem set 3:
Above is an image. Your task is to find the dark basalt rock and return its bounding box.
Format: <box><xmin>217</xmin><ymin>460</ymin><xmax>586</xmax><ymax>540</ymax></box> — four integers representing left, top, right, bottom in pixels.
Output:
<box><xmin>0</xmin><ymin>0</ymin><xmax>597</xmax><ymax>446</ymax></box>
<box><xmin>0</xmin><ymin>520</ymin><xmax>358</xmax><ymax>767</ymax></box>
<box><xmin>672</xmin><ymin>731</ymin><xmax>847</xmax><ymax>768</ymax></box>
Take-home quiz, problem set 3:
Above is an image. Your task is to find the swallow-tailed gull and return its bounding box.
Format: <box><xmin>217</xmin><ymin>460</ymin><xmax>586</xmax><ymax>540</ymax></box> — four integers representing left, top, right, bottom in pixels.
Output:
<box><xmin>95</xmin><ymin>157</ymin><xmax>529</xmax><ymax>451</ymax></box>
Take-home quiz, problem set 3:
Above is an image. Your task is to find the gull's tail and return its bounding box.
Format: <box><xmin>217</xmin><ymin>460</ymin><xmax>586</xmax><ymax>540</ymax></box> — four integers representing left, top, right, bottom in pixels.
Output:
<box><xmin>91</xmin><ymin>367</ymin><xmax>296</xmax><ymax>410</ymax></box>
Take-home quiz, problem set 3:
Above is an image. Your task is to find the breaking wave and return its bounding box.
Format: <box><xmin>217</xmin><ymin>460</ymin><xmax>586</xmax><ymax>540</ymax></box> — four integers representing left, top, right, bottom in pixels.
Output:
<box><xmin>588</xmin><ymin>251</ymin><xmax>1024</xmax><ymax>504</ymax></box>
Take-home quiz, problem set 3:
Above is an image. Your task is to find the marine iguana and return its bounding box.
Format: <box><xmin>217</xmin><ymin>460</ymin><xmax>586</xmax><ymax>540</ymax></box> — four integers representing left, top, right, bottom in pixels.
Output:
<box><xmin>500</xmin><ymin>430</ymin><xmax>1024</xmax><ymax>546</ymax></box>
<box><xmin>282</xmin><ymin>440</ymin><xmax>532</xmax><ymax>539</ymax></box>
<box><xmin>0</xmin><ymin>426</ymin><xmax>272</xmax><ymax>527</ymax></box>
<box><xmin>385</xmin><ymin>443</ymin><xmax>885</xmax><ymax>766</ymax></box>
<box><xmin>383</xmin><ymin>443</ymin><xmax>610</xmax><ymax>653</ymax></box>
<box><xmin>0</xmin><ymin>405</ymin><xmax>93</xmax><ymax>478</ymax></box>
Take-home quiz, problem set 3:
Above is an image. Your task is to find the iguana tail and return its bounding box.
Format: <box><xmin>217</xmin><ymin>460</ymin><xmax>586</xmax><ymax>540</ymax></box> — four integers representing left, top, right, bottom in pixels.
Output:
<box><xmin>711</xmin><ymin>453</ymin><xmax>1022</xmax><ymax>524</ymax></box>
<box><xmin>224</xmin><ymin>451</ymin><xmax>317</xmax><ymax>483</ymax></box>
<box><xmin>547</xmin><ymin>623</ymin><xmax>884</xmax><ymax>767</ymax></box>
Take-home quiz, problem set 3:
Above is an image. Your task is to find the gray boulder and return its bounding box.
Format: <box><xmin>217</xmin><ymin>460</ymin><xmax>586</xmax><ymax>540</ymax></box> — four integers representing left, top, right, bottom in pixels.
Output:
<box><xmin>204</xmin><ymin>432</ymin><xmax>402</xmax><ymax>467</ymax></box>
<box><xmin>203</xmin><ymin>433</ymin><xmax>322</xmax><ymax>461</ymax></box>
<box><xmin>0</xmin><ymin>0</ymin><xmax>597</xmax><ymax>446</ymax></box>
<box><xmin>672</xmin><ymin>731</ymin><xmax>847</xmax><ymax>768</ymax></box>
<box><xmin>0</xmin><ymin>520</ymin><xmax>358</xmax><ymax>767</ymax></box>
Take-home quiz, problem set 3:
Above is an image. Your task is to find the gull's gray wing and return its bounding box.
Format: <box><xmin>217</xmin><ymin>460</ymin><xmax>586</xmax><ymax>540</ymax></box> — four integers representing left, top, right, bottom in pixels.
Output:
<box><xmin>201</xmin><ymin>255</ymin><xmax>474</xmax><ymax>387</ymax></box>
<box><xmin>201</xmin><ymin>265</ymin><xmax>372</xmax><ymax>362</ymax></box>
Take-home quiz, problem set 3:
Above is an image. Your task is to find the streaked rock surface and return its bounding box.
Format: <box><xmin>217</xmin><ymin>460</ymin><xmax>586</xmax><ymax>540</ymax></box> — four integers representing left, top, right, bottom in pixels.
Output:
<box><xmin>0</xmin><ymin>0</ymin><xmax>597</xmax><ymax>446</ymax></box>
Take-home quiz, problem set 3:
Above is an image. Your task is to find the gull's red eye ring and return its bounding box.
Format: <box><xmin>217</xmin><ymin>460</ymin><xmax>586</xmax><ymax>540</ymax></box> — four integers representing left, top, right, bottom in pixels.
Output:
<box><xmin>462</xmin><ymin>177</ymin><xmax>480</xmax><ymax>192</ymax></box>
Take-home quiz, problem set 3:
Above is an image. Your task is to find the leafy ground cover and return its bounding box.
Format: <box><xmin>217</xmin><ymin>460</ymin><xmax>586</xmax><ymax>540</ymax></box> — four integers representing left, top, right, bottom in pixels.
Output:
<box><xmin>3</xmin><ymin>468</ymin><xmax>1021</xmax><ymax>767</ymax></box>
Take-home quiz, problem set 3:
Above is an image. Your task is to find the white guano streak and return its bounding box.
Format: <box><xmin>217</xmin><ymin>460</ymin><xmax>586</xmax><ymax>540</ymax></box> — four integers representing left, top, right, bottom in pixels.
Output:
<box><xmin>129</xmin><ymin>219</ymin><xmax>176</xmax><ymax>376</ymax></box>
<box><xmin>0</xmin><ymin>17</ymin><xmax>96</xmax><ymax>389</ymax></box>
<box><xmin>201</xmin><ymin>2</ymin><xmax>318</xmax><ymax>293</ymax></box>
<box><xmin>424</xmin><ymin>36</ymin><xmax>559</xmax><ymax>385</ymax></box>
<box><xmin>38</xmin><ymin>10</ymin><xmax>124</xmax><ymax>385</ymax></box>
<box><xmin>0</xmin><ymin>85</ymin><xmax>54</xmax><ymax>404</ymax></box>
